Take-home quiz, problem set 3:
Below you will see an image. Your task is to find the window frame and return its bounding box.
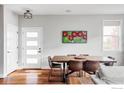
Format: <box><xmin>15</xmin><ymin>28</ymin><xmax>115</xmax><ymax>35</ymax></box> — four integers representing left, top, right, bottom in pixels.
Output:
<box><xmin>102</xmin><ymin>20</ymin><xmax>122</xmax><ymax>51</ymax></box>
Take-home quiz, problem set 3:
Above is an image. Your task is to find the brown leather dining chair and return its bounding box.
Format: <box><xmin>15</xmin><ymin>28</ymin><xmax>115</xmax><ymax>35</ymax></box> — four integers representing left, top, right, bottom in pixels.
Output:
<box><xmin>67</xmin><ymin>60</ymin><xmax>83</xmax><ymax>77</ymax></box>
<box><xmin>48</xmin><ymin>56</ymin><xmax>62</xmax><ymax>81</ymax></box>
<box><xmin>67</xmin><ymin>54</ymin><xmax>76</xmax><ymax>67</ymax></box>
<box><xmin>83</xmin><ymin>61</ymin><xmax>100</xmax><ymax>75</ymax></box>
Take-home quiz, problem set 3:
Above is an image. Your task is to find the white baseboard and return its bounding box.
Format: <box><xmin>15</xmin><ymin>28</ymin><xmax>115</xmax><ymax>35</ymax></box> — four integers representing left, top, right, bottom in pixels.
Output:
<box><xmin>0</xmin><ymin>73</ymin><xmax>6</xmax><ymax>78</ymax></box>
<box><xmin>0</xmin><ymin>73</ymin><xmax>3</xmax><ymax>78</ymax></box>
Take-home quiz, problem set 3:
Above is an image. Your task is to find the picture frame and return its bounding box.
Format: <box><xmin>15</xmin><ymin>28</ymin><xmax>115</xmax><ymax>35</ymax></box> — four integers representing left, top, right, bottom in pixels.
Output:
<box><xmin>62</xmin><ymin>31</ymin><xmax>87</xmax><ymax>43</ymax></box>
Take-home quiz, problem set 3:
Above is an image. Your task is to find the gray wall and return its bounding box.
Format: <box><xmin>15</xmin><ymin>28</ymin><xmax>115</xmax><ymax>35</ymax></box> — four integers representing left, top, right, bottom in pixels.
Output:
<box><xmin>0</xmin><ymin>5</ymin><xmax>4</xmax><ymax>77</ymax></box>
<box><xmin>18</xmin><ymin>15</ymin><xmax>124</xmax><ymax>67</ymax></box>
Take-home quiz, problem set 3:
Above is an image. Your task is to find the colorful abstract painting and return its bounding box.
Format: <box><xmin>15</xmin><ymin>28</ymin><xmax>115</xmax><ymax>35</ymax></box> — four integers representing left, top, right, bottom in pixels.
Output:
<box><xmin>62</xmin><ymin>31</ymin><xmax>87</xmax><ymax>43</ymax></box>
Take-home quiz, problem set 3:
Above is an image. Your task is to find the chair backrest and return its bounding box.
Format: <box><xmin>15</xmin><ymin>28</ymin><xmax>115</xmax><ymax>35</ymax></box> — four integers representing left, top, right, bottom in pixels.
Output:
<box><xmin>104</xmin><ymin>56</ymin><xmax>115</xmax><ymax>66</ymax></box>
<box><xmin>83</xmin><ymin>61</ymin><xmax>100</xmax><ymax>73</ymax></box>
<box><xmin>48</xmin><ymin>56</ymin><xmax>52</xmax><ymax>68</ymax></box>
<box><xmin>68</xmin><ymin>61</ymin><xmax>83</xmax><ymax>71</ymax></box>
<box><xmin>67</xmin><ymin>54</ymin><xmax>76</xmax><ymax>56</ymax></box>
<box><xmin>108</xmin><ymin>56</ymin><xmax>115</xmax><ymax>60</ymax></box>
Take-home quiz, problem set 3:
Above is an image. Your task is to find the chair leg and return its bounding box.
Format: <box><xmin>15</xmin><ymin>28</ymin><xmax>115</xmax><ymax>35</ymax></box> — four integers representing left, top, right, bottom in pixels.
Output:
<box><xmin>79</xmin><ymin>70</ymin><xmax>82</xmax><ymax>77</ymax></box>
<box><xmin>82</xmin><ymin>70</ymin><xmax>83</xmax><ymax>77</ymax></box>
<box><xmin>83</xmin><ymin>71</ymin><xmax>86</xmax><ymax>77</ymax></box>
<box><xmin>110</xmin><ymin>62</ymin><xmax>114</xmax><ymax>66</ymax></box>
<box><xmin>93</xmin><ymin>71</ymin><xmax>96</xmax><ymax>74</ymax></box>
<box><xmin>67</xmin><ymin>68</ymin><xmax>69</xmax><ymax>75</ymax></box>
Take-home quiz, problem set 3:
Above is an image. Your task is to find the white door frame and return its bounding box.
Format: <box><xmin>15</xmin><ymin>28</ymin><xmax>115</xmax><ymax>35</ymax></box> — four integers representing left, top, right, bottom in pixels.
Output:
<box><xmin>21</xmin><ymin>27</ymin><xmax>43</xmax><ymax>68</ymax></box>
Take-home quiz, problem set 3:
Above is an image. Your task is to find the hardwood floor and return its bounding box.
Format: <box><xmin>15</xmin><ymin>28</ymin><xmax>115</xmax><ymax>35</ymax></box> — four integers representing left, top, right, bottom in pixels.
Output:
<box><xmin>0</xmin><ymin>69</ymin><xmax>94</xmax><ymax>84</ymax></box>
<box><xmin>0</xmin><ymin>69</ymin><xmax>64</xmax><ymax>84</ymax></box>
<box><xmin>67</xmin><ymin>72</ymin><xmax>94</xmax><ymax>84</ymax></box>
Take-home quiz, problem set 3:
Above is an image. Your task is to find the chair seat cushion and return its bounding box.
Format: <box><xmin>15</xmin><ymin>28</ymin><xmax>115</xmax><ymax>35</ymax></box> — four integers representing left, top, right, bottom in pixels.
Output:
<box><xmin>52</xmin><ymin>63</ymin><xmax>61</xmax><ymax>68</ymax></box>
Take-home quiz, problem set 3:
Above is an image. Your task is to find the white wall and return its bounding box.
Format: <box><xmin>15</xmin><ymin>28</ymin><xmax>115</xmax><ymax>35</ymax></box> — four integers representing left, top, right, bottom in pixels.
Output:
<box><xmin>0</xmin><ymin>5</ymin><xmax>4</xmax><ymax>77</ymax></box>
<box><xmin>4</xmin><ymin>5</ymin><xmax>18</xmax><ymax>76</ymax></box>
<box><xmin>19</xmin><ymin>15</ymin><xmax>124</xmax><ymax>67</ymax></box>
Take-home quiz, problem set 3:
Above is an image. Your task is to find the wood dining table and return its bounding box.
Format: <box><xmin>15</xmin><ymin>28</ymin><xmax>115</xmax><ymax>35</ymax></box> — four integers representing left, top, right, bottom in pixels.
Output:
<box><xmin>51</xmin><ymin>55</ymin><xmax>117</xmax><ymax>82</ymax></box>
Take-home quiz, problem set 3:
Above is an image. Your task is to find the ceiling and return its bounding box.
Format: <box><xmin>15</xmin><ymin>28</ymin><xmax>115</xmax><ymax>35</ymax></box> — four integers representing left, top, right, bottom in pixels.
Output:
<box><xmin>6</xmin><ymin>4</ymin><xmax>124</xmax><ymax>15</ymax></box>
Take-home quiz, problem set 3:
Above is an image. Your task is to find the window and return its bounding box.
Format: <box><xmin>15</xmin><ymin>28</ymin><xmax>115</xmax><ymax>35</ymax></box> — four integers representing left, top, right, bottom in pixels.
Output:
<box><xmin>103</xmin><ymin>20</ymin><xmax>121</xmax><ymax>51</ymax></box>
<box><xmin>26</xmin><ymin>32</ymin><xmax>38</xmax><ymax>38</ymax></box>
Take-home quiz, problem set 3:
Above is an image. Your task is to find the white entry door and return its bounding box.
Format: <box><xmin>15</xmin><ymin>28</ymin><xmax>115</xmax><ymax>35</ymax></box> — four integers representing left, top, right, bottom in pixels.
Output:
<box><xmin>7</xmin><ymin>24</ymin><xmax>18</xmax><ymax>74</ymax></box>
<box><xmin>22</xmin><ymin>27</ymin><xmax>43</xmax><ymax>68</ymax></box>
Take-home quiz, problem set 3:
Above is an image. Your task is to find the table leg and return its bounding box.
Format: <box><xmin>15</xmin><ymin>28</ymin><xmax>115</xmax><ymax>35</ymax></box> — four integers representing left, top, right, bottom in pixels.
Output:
<box><xmin>63</xmin><ymin>63</ymin><xmax>66</xmax><ymax>82</ymax></box>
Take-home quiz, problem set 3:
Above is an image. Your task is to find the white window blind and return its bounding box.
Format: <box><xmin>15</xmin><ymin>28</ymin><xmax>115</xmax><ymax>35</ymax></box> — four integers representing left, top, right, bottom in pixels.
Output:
<box><xmin>103</xmin><ymin>20</ymin><xmax>121</xmax><ymax>51</ymax></box>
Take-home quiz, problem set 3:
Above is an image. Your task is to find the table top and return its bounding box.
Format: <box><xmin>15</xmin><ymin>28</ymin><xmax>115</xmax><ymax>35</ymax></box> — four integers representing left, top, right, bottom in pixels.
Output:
<box><xmin>51</xmin><ymin>56</ymin><xmax>86</xmax><ymax>62</ymax></box>
<box><xmin>77</xmin><ymin>55</ymin><xmax>117</xmax><ymax>62</ymax></box>
<box><xmin>51</xmin><ymin>55</ymin><xmax>117</xmax><ymax>63</ymax></box>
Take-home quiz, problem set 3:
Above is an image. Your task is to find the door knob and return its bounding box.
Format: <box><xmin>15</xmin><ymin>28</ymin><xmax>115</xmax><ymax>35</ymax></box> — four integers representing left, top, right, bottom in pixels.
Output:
<box><xmin>7</xmin><ymin>51</ymin><xmax>11</xmax><ymax>53</ymax></box>
<box><xmin>38</xmin><ymin>50</ymin><xmax>41</xmax><ymax>53</ymax></box>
